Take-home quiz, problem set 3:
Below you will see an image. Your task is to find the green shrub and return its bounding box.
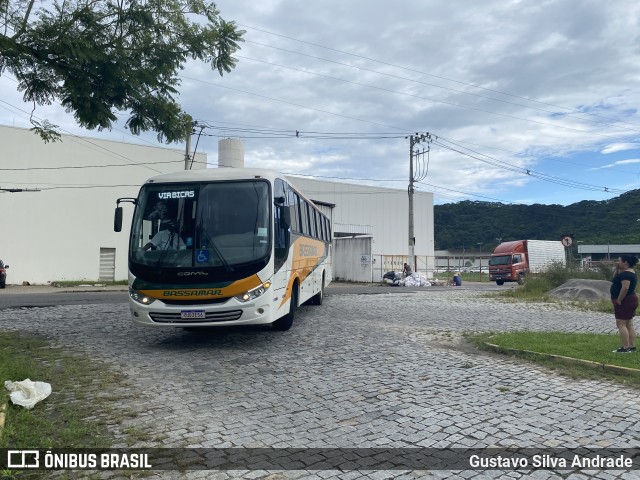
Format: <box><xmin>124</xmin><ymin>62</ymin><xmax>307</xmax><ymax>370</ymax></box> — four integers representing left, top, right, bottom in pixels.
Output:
<box><xmin>595</xmin><ymin>263</ymin><xmax>615</xmax><ymax>279</ymax></box>
<box><xmin>531</xmin><ymin>262</ymin><xmax>613</xmax><ymax>288</ymax></box>
<box><xmin>520</xmin><ymin>276</ymin><xmax>553</xmax><ymax>295</ymax></box>
<box><xmin>540</xmin><ymin>262</ymin><xmax>574</xmax><ymax>288</ymax></box>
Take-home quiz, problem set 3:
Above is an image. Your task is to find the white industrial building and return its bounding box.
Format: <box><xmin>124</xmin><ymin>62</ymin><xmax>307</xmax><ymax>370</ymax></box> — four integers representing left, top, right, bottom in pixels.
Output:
<box><xmin>0</xmin><ymin>125</ymin><xmax>206</xmax><ymax>285</ymax></box>
<box><xmin>286</xmin><ymin>177</ymin><xmax>434</xmax><ymax>282</ymax></box>
<box><xmin>1</xmin><ymin>125</ymin><xmax>434</xmax><ymax>285</ymax></box>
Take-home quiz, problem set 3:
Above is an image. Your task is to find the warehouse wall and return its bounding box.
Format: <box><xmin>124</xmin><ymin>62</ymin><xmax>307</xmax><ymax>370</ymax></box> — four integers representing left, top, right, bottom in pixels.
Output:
<box><xmin>0</xmin><ymin>125</ymin><xmax>205</xmax><ymax>285</ymax></box>
<box><xmin>288</xmin><ymin>176</ymin><xmax>435</xmax><ymax>259</ymax></box>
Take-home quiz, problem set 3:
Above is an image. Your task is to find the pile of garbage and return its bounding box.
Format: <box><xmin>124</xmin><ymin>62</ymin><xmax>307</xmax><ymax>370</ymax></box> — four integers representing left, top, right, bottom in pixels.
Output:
<box><xmin>382</xmin><ymin>271</ymin><xmax>431</xmax><ymax>287</ymax></box>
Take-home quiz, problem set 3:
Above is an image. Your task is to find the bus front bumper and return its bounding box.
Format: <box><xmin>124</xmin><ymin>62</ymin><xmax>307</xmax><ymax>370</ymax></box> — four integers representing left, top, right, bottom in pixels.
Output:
<box><xmin>129</xmin><ymin>297</ymin><xmax>277</xmax><ymax>327</ymax></box>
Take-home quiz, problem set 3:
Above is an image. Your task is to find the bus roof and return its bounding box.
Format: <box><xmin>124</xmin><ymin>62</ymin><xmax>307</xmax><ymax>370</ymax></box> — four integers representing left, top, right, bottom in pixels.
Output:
<box><xmin>144</xmin><ymin>167</ymin><xmax>285</xmax><ymax>185</ymax></box>
<box><xmin>142</xmin><ymin>167</ymin><xmax>324</xmax><ymax>216</ymax></box>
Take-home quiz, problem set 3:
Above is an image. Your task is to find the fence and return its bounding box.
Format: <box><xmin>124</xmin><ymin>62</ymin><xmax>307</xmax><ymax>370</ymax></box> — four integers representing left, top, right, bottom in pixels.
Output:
<box><xmin>368</xmin><ymin>255</ymin><xmax>488</xmax><ymax>282</ymax></box>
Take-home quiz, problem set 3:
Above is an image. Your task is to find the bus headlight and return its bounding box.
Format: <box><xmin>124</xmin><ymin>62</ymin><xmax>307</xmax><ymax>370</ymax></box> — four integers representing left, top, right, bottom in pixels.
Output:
<box><xmin>129</xmin><ymin>287</ymin><xmax>156</xmax><ymax>305</ymax></box>
<box><xmin>235</xmin><ymin>280</ymin><xmax>272</xmax><ymax>303</ymax></box>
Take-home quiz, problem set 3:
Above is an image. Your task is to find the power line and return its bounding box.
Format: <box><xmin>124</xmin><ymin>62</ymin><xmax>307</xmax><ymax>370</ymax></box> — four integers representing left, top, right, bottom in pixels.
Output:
<box><xmin>5</xmin><ymin>159</ymin><xmax>634</xmax><ymax>209</ymax></box>
<box><xmin>239</xmin><ymin>24</ymin><xmax>640</xmax><ymax>131</ymax></box>
<box><xmin>181</xmin><ymin>75</ymin><xmax>406</xmax><ymax>131</ymax></box>
<box><xmin>0</xmin><ymin>74</ymin><xmax>171</xmax><ymax>173</ymax></box>
<box><xmin>0</xmin><ymin>159</ymin><xmax>185</xmax><ymax>171</ymax></box>
<box><xmin>237</xmin><ymin>52</ymin><xmax>640</xmax><ymax>137</ymax></box>
<box><xmin>0</xmin><ymin>116</ymin><xmax>627</xmax><ymax>196</ymax></box>
<box><xmin>194</xmin><ymin>118</ymin><xmax>640</xmax><ymax>177</ymax></box>
<box><xmin>432</xmin><ymin>138</ymin><xmax>626</xmax><ymax>194</ymax></box>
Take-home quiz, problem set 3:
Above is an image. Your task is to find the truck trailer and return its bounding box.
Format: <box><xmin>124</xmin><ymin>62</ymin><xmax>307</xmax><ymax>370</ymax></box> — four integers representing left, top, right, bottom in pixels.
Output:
<box><xmin>489</xmin><ymin>239</ymin><xmax>566</xmax><ymax>285</ymax></box>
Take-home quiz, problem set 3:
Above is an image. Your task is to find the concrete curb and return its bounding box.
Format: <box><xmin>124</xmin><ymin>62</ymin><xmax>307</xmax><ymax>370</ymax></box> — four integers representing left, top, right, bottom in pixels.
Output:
<box><xmin>483</xmin><ymin>342</ymin><xmax>640</xmax><ymax>375</ymax></box>
<box><xmin>1</xmin><ymin>285</ymin><xmax>128</xmax><ymax>295</ymax></box>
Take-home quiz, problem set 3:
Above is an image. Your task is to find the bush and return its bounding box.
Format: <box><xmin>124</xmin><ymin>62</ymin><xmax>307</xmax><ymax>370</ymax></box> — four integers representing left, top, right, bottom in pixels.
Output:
<box><xmin>529</xmin><ymin>262</ymin><xmax>613</xmax><ymax>289</ymax></box>
<box><xmin>540</xmin><ymin>262</ymin><xmax>574</xmax><ymax>288</ymax></box>
<box><xmin>520</xmin><ymin>276</ymin><xmax>553</xmax><ymax>295</ymax></box>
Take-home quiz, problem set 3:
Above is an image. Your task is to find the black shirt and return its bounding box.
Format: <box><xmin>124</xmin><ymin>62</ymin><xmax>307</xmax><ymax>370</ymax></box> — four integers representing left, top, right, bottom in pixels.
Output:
<box><xmin>610</xmin><ymin>270</ymin><xmax>637</xmax><ymax>298</ymax></box>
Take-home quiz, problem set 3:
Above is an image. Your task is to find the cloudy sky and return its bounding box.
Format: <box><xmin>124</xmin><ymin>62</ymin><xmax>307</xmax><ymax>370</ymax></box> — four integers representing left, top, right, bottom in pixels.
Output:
<box><xmin>1</xmin><ymin>0</ymin><xmax>640</xmax><ymax>206</ymax></box>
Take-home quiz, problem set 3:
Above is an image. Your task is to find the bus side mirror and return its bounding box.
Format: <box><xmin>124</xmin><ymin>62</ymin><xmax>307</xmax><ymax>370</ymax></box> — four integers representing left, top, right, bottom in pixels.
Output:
<box><xmin>279</xmin><ymin>206</ymin><xmax>291</xmax><ymax>230</ymax></box>
<box><xmin>114</xmin><ymin>206</ymin><xmax>123</xmax><ymax>232</ymax></box>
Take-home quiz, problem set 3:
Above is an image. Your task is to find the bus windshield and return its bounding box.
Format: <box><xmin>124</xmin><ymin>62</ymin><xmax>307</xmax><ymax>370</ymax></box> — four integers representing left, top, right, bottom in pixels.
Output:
<box><xmin>130</xmin><ymin>180</ymin><xmax>271</xmax><ymax>270</ymax></box>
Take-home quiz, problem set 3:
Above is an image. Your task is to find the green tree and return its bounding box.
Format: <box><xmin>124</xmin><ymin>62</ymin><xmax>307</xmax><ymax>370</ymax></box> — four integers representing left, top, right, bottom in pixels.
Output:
<box><xmin>434</xmin><ymin>189</ymin><xmax>640</xmax><ymax>250</ymax></box>
<box><xmin>0</xmin><ymin>0</ymin><xmax>244</xmax><ymax>142</ymax></box>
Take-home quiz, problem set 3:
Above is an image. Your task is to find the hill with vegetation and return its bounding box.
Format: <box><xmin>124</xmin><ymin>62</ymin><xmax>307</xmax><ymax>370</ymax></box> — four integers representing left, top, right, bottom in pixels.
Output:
<box><xmin>434</xmin><ymin>189</ymin><xmax>640</xmax><ymax>252</ymax></box>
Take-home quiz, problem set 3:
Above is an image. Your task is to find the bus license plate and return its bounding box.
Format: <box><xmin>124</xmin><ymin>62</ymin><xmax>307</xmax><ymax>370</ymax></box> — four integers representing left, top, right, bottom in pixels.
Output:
<box><xmin>181</xmin><ymin>310</ymin><xmax>206</xmax><ymax>319</ymax></box>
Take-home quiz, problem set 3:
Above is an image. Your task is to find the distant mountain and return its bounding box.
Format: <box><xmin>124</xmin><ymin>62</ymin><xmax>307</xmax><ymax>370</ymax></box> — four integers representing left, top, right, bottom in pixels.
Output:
<box><xmin>433</xmin><ymin>189</ymin><xmax>640</xmax><ymax>251</ymax></box>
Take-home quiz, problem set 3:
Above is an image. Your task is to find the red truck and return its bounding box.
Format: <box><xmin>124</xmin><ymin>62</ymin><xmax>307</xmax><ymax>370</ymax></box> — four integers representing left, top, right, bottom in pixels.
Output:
<box><xmin>489</xmin><ymin>240</ymin><xmax>566</xmax><ymax>285</ymax></box>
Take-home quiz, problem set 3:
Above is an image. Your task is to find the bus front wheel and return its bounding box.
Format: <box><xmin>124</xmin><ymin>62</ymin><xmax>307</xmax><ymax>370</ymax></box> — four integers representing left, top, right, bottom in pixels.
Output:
<box><xmin>273</xmin><ymin>283</ymin><xmax>298</xmax><ymax>331</ymax></box>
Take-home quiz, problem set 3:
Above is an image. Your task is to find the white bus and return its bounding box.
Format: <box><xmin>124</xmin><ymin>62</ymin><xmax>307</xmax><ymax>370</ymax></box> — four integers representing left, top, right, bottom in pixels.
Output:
<box><xmin>114</xmin><ymin>168</ymin><xmax>332</xmax><ymax>331</ymax></box>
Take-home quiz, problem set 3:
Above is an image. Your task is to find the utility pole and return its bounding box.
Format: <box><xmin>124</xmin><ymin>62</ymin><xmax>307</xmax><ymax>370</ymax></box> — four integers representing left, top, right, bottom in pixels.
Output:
<box><xmin>408</xmin><ymin>135</ymin><xmax>416</xmax><ymax>271</ymax></box>
<box><xmin>184</xmin><ymin>129</ymin><xmax>192</xmax><ymax>171</ymax></box>
<box><xmin>183</xmin><ymin>115</ymin><xmax>195</xmax><ymax>170</ymax></box>
<box><xmin>407</xmin><ymin>132</ymin><xmax>433</xmax><ymax>273</ymax></box>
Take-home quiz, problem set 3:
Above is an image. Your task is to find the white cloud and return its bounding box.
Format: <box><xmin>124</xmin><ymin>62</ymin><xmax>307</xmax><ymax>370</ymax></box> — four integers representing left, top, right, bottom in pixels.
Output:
<box><xmin>615</xmin><ymin>158</ymin><xmax>640</xmax><ymax>165</ymax></box>
<box><xmin>602</xmin><ymin>143</ymin><xmax>640</xmax><ymax>154</ymax></box>
<box><xmin>2</xmin><ymin>0</ymin><xmax>640</xmax><ymax>205</ymax></box>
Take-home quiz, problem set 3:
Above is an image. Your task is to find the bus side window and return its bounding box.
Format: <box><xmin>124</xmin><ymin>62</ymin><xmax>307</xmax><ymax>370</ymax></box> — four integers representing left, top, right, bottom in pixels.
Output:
<box><xmin>320</xmin><ymin>215</ymin><xmax>327</xmax><ymax>242</ymax></box>
<box><xmin>300</xmin><ymin>200</ymin><xmax>310</xmax><ymax>236</ymax></box>
<box><xmin>288</xmin><ymin>191</ymin><xmax>300</xmax><ymax>232</ymax></box>
<box><xmin>310</xmin><ymin>208</ymin><xmax>318</xmax><ymax>239</ymax></box>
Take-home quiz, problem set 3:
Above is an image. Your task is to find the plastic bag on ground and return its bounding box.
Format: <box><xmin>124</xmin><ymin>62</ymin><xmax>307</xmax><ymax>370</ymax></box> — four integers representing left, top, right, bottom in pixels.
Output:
<box><xmin>5</xmin><ymin>379</ymin><xmax>52</xmax><ymax>409</ymax></box>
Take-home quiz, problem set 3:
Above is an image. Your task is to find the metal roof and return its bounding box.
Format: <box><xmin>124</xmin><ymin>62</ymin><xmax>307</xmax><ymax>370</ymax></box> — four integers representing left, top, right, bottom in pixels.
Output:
<box><xmin>577</xmin><ymin>245</ymin><xmax>640</xmax><ymax>254</ymax></box>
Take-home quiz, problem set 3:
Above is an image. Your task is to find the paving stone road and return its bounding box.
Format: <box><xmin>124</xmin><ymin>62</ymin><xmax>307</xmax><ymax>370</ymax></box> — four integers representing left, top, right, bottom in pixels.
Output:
<box><xmin>1</xmin><ymin>288</ymin><xmax>639</xmax><ymax>479</ymax></box>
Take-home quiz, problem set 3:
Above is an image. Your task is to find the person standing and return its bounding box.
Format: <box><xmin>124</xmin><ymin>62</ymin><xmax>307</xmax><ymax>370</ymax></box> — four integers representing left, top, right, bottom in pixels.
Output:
<box><xmin>610</xmin><ymin>255</ymin><xmax>638</xmax><ymax>353</ymax></box>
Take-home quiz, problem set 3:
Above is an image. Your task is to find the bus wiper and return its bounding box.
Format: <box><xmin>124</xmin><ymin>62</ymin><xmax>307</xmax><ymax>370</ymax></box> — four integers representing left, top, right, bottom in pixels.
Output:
<box><xmin>155</xmin><ymin>232</ymin><xmax>176</xmax><ymax>267</ymax></box>
<box><xmin>198</xmin><ymin>223</ymin><xmax>233</xmax><ymax>273</ymax></box>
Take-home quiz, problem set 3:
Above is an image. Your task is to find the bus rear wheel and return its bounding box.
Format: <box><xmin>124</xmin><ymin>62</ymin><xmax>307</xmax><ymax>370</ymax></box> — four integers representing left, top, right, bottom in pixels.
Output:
<box><xmin>310</xmin><ymin>274</ymin><xmax>325</xmax><ymax>306</ymax></box>
<box><xmin>273</xmin><ymin>283</ymin><xmax>298</xmax><ymax>331</ymax></box>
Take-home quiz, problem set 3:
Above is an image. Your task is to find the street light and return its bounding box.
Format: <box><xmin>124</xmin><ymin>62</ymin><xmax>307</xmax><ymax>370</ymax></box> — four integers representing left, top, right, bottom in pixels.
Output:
<box><xmin>477</xmin><ymin>243</ymin><xmax>483</xmax><ymax>280</ymax></box>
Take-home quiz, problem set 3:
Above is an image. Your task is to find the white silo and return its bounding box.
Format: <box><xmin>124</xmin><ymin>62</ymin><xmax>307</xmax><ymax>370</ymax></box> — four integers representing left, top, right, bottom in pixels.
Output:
<box><xmin>218</xmin><ymin>138</ymin><xmax>244</xmax><ymax>168</ymax></box>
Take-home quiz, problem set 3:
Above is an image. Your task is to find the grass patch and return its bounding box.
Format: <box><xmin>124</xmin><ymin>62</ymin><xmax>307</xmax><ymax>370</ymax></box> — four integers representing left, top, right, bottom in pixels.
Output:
<box><xmin>0</xmin><ymin>331</ymin><xmax>133</xmax><ymax>450</ymax></box>
<box><xmin>467</xmin><ymin>332</ymin><xmax>640</xmax><ymax>388</ymax></box>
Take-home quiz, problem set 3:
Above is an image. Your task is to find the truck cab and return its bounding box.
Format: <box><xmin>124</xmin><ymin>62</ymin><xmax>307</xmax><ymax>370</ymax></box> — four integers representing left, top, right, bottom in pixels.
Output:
<box><xmin>489</xmin><ymin>240</ymin><xmax>528</xmax><ymax>285</ymax></box>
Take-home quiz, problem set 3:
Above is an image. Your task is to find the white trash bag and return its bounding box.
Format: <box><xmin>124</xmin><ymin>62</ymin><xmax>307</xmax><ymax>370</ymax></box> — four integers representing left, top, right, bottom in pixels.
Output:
<box><xmin>5</xmin><ymin>379</ymin><xmax>52</xmax><ymax>409</ymax></box>
<box><xmin>400</xmin><ymin>273</ymin><xmax>431</xmax><ymax>287</ymax></box>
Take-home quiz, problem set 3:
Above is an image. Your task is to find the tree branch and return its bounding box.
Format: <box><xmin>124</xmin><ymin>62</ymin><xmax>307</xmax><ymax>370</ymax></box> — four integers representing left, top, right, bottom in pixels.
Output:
<box><xmin>12</xmin><ymin>0</ymin><xmax>35</xmax><ymax>38</ymax></box>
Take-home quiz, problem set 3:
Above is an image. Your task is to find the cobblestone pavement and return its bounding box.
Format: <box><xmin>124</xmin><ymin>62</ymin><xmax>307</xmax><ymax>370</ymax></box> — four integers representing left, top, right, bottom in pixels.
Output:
<box><xmin>1</xmin><ymin>289</ymin><xmax>639</xmax><ymax>479</ymax></box>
